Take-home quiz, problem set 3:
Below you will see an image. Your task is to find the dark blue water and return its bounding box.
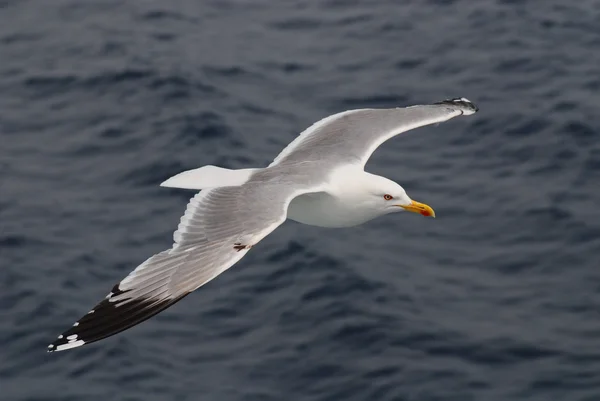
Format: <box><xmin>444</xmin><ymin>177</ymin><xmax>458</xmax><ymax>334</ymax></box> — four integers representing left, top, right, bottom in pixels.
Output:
<box><xmin>1</xmin><ymin>0</ymin><xmax>600</xmax><ymax>400</ymax></box>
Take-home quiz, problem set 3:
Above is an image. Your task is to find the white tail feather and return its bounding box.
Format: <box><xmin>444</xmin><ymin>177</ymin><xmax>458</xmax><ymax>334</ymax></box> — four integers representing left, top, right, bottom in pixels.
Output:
<box><xmin>160</xmin><ymin>165</ymin><xmax>258</xmax><ymax>190</ymax></box>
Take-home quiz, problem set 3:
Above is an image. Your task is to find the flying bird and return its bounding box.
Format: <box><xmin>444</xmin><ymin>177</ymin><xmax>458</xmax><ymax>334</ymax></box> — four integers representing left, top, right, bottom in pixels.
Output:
<box><xmin>48</xmin><ymin>97</ymin><xmax>478</xmax><ymax>352</ymax></box>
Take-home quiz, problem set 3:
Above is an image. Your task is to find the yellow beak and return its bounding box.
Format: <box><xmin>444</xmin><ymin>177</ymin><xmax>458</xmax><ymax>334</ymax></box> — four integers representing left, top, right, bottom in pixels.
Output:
<box><xmin>398</xmin><ymin>200</ymin><xmax>436</xmax><ymax>218</ymax></box>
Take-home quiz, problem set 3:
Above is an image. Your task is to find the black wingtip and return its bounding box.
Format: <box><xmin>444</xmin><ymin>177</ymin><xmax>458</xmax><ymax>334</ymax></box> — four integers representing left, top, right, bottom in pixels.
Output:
<box><xmin>434</xmin><ymin>97</ymin><xmax>479</xmax><ymax>113</ymax></box>
<box><xmin>48</xmin><ymin>289</ymin><xmax>190</xmax><ymax>352</ymax></box>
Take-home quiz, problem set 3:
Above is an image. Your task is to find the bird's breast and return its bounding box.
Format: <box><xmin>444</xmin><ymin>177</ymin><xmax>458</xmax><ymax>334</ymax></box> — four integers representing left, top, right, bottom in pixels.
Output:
<box><xmin>287</xmin><ymin>192</ymin><xmax>379</xmax><ymax>228</ymax></box>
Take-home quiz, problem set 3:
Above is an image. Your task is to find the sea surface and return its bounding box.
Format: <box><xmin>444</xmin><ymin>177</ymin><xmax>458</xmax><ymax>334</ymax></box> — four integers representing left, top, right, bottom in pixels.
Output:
<box><xmin>1</xmin><ymin>1</ymin><xmax>600</xmax><ymax>400</ymax></box>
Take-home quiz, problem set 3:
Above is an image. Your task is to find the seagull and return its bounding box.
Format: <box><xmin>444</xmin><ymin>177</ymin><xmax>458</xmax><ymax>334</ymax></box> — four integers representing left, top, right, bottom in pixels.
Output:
<box><xmin>48</xmin><ymin>97</ymin><xmax>478</xmax><ymax>352</ymax></box>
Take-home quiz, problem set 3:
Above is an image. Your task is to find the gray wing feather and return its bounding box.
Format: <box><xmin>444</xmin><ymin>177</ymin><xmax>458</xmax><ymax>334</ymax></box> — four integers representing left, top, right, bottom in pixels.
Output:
<box><xmin>122</xmin><ymin>178</ymin><xmax>319</xmax><ymax>300</ymax></box>
<box><xmin>270</xmin><ymin>98</ymin><xmax>478</xmax><ymax>168</ymax></box>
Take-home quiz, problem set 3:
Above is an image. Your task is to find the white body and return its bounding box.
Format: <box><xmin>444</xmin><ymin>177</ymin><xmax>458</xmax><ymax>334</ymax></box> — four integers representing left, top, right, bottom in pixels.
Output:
<box><xmin>287</xmin><ymin>192</ymin><xmax>373</xmax><ymax>227</ymax></box>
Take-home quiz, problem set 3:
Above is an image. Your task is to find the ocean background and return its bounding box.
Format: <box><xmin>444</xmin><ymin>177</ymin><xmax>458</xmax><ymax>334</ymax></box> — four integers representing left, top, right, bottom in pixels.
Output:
<box><xmin>1</xmin><ymin>0</ymin><xmax>600</xmax><ymax>400</ymax></box>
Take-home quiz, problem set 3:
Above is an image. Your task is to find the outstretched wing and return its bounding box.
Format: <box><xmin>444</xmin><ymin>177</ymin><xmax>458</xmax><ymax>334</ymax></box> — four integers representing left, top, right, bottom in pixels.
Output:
<box><xmin>270</xmin><ymin>98</ymin><xmax>478</xmax><ymax>168</ymax></box>
<box><xmin>48</xmin><ymin>176</ymin><xmax>322</xmax><ymax>352</ymax></box>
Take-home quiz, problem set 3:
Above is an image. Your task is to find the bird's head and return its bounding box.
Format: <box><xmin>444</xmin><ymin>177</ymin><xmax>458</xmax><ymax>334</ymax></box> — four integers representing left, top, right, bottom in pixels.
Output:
<box><xmin>365</xmin><ymin>175</ymin><xmax>435</xmax><ymax>218</ymax></box>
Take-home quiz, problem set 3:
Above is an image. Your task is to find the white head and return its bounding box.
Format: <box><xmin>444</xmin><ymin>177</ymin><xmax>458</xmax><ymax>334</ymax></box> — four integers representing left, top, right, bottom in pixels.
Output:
<box><xmin>287</xmin><ymin>170</ymin><xmax>435</xmax><ymax>228</ymax></box>
<box><xmin>358</xmin><ymin>173</ymin><xmax>435</xmax><ymax>218</ymax></box>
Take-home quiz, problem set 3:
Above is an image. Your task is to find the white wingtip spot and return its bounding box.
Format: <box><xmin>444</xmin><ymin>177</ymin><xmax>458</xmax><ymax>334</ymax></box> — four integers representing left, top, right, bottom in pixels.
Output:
<box><xmin>54</xmin><ymin>340</ymin><xmax>85</xmax><ymax>351</ymax></box>
<box><xmin>66</xmin><ymin>334</ymin><xmax>78</xmax><ymax>341</ymax></box>
<box><xmin>58</xmin><ymin>335</ymin><xmax>63</xmax><ymax>339</ymax></box>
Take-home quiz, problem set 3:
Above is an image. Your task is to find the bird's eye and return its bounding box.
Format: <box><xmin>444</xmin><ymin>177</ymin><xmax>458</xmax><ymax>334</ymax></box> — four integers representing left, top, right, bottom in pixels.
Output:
<box><xmin>383</xmin><ymin>194</ymin><xmax>393</xmax><ymax>201</ymax></box>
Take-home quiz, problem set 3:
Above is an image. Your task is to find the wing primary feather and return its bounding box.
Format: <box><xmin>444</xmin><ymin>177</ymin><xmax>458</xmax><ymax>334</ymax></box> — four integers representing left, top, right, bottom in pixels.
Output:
<box><xmin>48</xmin><ymin>289</ymin><xmax>190</xmax><ymax>352</ymax></box>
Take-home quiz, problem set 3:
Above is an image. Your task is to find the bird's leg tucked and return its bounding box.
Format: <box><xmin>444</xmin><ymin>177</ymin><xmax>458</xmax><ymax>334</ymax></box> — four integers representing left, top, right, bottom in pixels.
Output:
<box><xmin>233</xmin><ymin>243</ymin><xmax>252</xmax><ymax>252</ymax></box>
